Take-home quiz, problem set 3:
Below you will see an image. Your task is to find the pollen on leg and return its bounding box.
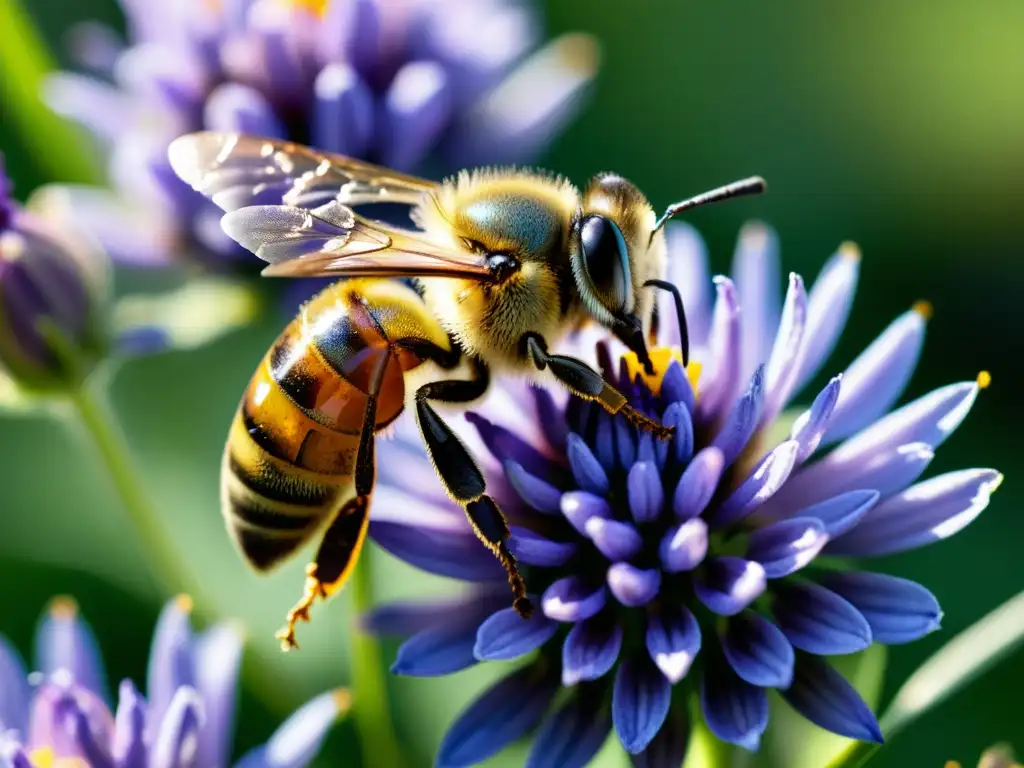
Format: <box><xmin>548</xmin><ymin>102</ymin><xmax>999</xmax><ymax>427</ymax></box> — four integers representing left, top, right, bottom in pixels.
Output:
<box><xmin>275</xmin><ymin>563</ymin><xmax>328</xmax><ymax>652</ymax></box>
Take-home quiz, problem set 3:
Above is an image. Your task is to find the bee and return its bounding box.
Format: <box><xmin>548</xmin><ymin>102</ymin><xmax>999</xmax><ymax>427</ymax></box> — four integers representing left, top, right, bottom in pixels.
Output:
<box><xmin>168</xmin><ymin>131</ymin><xmax>764</xmax><ymax>649</ymax></box>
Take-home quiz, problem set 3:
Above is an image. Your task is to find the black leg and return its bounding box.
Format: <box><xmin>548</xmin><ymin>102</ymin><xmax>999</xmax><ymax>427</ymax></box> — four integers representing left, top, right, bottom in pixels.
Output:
<box><xmin>522</xmin><ymin>332</ymin><xmax>673</xmax><ymax>440</ymax></box>
<box><xmin>414</xmin><ymin>360</ymin><xmax>533</xmax><ymax>619</ymax></box>
<box><xmin>276</xmin><ymin>350</ymin><xmax>390</xmax><ymax>650</ymax></box>
<box><xmin>644</xmin><ymin>278</ymin><xmax>690</xmax><ymax>367</ymax></box>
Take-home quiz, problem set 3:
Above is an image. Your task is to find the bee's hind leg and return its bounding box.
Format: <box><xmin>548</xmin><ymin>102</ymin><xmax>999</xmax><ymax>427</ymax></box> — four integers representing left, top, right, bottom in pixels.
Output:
<box><xmin>412</xmin><ymin>359</ymin><xmax>533</xmax><ymax>619</ymax></box>
<box><xmin>275</xmin><ymin>351</ymin><xmax>389</xmax><ymax>651</ymax></box>
<box><xmin>522</xmin><ymin>332</ymin><xmax>674</xmax><ymax>440</ymax></box>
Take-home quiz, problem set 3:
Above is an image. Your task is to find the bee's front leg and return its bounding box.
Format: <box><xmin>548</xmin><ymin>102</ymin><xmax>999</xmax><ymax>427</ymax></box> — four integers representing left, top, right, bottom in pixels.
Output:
<box><xmin>522</xmin><ymin>332</ymin><xmax>674</xmax><ymax>440</ymax></box>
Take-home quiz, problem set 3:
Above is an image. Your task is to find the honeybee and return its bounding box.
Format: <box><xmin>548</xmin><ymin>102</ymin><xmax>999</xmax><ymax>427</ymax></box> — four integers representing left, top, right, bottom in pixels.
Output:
<box><xmin>168</xmin><ymin>131</ymin><xmax>764</xmax><ymax>649</ymax></box>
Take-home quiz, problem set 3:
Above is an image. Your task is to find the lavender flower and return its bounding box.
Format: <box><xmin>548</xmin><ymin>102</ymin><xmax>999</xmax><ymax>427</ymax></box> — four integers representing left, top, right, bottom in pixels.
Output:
<box><xmin>0</xmin><ymin>596</ymin><xmax>346</xmax><ymax>767</ymax></box>
<box><xmin>45</xmin><ymin>0</ymin><xmax>598</xmax><ymax>269</ymax></box>
<box><xmin>365</xmin><ymin>221</ymin><xmax>1001</xmax><ymax>765</ymax></box>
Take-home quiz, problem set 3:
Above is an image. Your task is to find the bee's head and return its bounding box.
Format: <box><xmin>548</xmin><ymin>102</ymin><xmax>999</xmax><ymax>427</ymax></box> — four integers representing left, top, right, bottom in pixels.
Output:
<box><xmin>572</xmin><ymin>173</ymin><xmax>663</xmax><ymax>373</ymax></box>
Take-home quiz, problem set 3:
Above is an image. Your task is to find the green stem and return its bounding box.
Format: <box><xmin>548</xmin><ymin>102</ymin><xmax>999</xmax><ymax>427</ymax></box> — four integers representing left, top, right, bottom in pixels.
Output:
<box><xmin>349</xmin><ymin>547</ymin><xmax>402</xmax><ymax>768</ymax></box>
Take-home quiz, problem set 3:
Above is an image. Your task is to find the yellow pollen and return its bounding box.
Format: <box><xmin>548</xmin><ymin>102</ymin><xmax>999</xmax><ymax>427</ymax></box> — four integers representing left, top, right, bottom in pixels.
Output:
<box><xmin>839</xmin><ymin>241</ymin><xmax>861</xmax><ymax>261</ymax></box>
<box><xmin>912</xmin><ymin>300</ymin><xmax>933</xmax><ymax>321</ymax></box>
<box><xmin>48</xmin><ymin>595</ymin><xmax>78</xmax><ymax>620</ymax></box>
<box><xmin>279</xmin><ymin>0</ymin><xmax>327</xmax><ymax>16</ymax></box>
<box><xmin>977</xmin><ymin>370</ymin><xmax>992</xmax><ymax>389</ymax></box>
<box><xmin>175</xmin><ymin>594</ymin><xmax>195</xmax><ymax>614</ymax></box>
<box><xmin>331</xmin><ymin>687</ymin><xmax>354</xmax><ymax>714</ymax></box>
<box><xmin>28</xmin><ymin>747</ymin><xmax>91</xmax><ymax>768</ymax></box>
<box><xmin>944</xmin><ymin>762</ymin><xmax>962</xmax><ymax>768</ymax></box>
<box><xmin>622</xmin><ymin>347</ymin><xmax>701</xmax><ymax>397</ymax></box>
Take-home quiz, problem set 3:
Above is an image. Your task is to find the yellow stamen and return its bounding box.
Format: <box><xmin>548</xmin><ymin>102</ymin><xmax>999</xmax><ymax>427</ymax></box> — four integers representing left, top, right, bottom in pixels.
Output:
<box><xmin>912</xmin><ymin>300</ymin><xmax>933</xmax><ymax>321</ymax></box>
<box><xmin>280</xmin><ymin>0</ymin><xmax>328</xmax><ymax>16</ymax></box>
<box><xmin>28</xmin><ymin>747</ymin><xmax>91</xmax><ymax>768</ymax></box>
<box><xmin>331</xmin><ymin>687</ymin><xmax>354</xmax><ymax>714</ymax></box>
<box><xmin>977</xmin><ymin>370</ymin><xmax>992</xmax><ymax>389</ymax></box>
<box><xmin>839</xmin><ymin>241</ymin><xmax>861</xmax><ymax>261</ymax></box>
<box><xmin>622</xmin><ymin>346</ymin><xmax>701</xmax><ymax>397</ymax></box>
<box><xmin>175</xmin><ymin>594</ymin><xmax>194</xmax><ymax>614</ymax></box>
<box><xmin>944</xmin><ymin>762</ymin><xmax>962</xmax><ymax>768</ymax></box>
<box><xmin>48</xmin><ymin>596</ymin><xmax>78</xmax><ymax>620</ymax></box>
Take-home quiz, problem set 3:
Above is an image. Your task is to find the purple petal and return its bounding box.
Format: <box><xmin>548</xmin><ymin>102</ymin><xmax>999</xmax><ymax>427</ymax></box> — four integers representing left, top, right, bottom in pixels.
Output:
<box><xmin>437</xmin><ymin>666</ymin><xmax>559</xmax><ymax>768</ymax></box>
<box><xmin>772</xmin><ymin>582</ymin><xmax>872</xmax><ymax>655</ymax></box>
<box><xmin>697</xmin><ymin>277</ymin><xmax>741</xmax><ymax>422</ymax></box>
<box><xmin>612</xmin><ymin>656</ymin><xmax>672</xmax><ymax>754</ymax></box>
<box><xmin>694</xmin><ymin>557</ymin><xmax>767</xmax><ymax>616</ymax></box>
<box><xmin>629</xmin><ymin>704</ymin><xmax>690</xmax><ymax>768</ymax></box>
<box><xmin>505</xmin><ymin>461</ymin><xmax>562</xmax><ymax>514</ymax></box>
<box><xmin>509</xmin><ymin>526</ymin><xmax>577</xmax><ymax>567</ymax></box>
<box><xmin>467</xmin><ymin>412</ymin><xmax>556</xmax><ymax>480</ymax></box>
<box><xmin>761</xmin><ymin>273</ymin><xmax>808</xmax><ymax>425</ymax></box>
<box><xmin>531</xmin><ymin>386</ymin><xmax>569</xmax><ymax>453</ymax></box>
<box><xmin>525</xmin><ymin>695</ymin><xmax>610</xmax><ymax>768</ymax></box>
<box><xmin>732</xmin><ymin>222</ymin><xmax>781</xmax><ymax>387</ymax></box>
<box><xmin>793</xmin><ymin>244</ymin><xmax>861</xmax><ymax>392</ymax></box>
<box><xmin>0</xmin><ymin>636</ymin><xmax>30</xmax><ymax>734</ymax></box>
<box><xmin>370</xmin><ymin>520</ymin><xmax>505</xmax><ymax>582</ymax></box>
<box><xmin>627</xmin><ymin>461</ymin><xmax>664</xmax><ymax>523</ymax></box>
<box><xmin>614</xmin><ymin>414</ymin><xmax>638</xmax><ymax>469</ymax></box>
<box><xmin>607</xmin><ymin>564</ymin><xmax>662</xmax><ymax>608</ymax></box>
<box><xmin>318</xmin><ymin>0</ymin><xmax>380</xmax><ymax>70</ymax></box>
<box><xmin>384</xmin><ymin>61</ymin><xmax>451</xmax><ymax>171</ymax></box>
<box><xmin>826</xmin><ymin>469</ymin><xmax>1003</xmax><ymax>557</ymax></box>
<box><xmin>146</xmin><ymin>597</ymin><xmax>195</xmax><ymax>740</ymax></box>
<box><xmin>193</xmin><ymin>623</ymin><xmax>244</xmax><ymax>768</ymax></box>
<box><xmin>204</xmin><ymin>83</ymin><xmax>284</xmax><ymax>137</ymax></box>
<box><xmin>700</xmin><ymin>650</ymin><xmax>769</xmax><ymax>751</ymax></box>
<box><xmin>111</xmin><ymin>680</ymin><xmax>146</xmax><ymax>768</ymax></box>
<box><xmin>312</xmin><ymin>63</ymin><xmax>373</xmax><ymax>156</ymax></box>
<box><xmin>661</xmin><ymin>222</ymin><xmax>711</xmax><ymax>348</ymax></box>
<box><xmin>796</xmin><ymin>490</ymin><xmax>880</xmax><ymax>538</ymax></box>
<box><xmin>566</xmin><ymin>433</ymin><xmax>610</xmax><ymax>495</ymax></box>
<box><xmin>562</xmin><ymin>616</ymin><xmax>623</xmax><ymax>685</ymax></box>
<box><xmin>363</xmin><ymin>594</ymin><xmax>501</xmax><ymax>637</ymax></box>
<box><xmin>781</xmin><ymin>653</ymin><xmax>883</xmax><ymax>743</ymax></box>
<box><xmin>818</xmin><ymin>572</ymin><xmax>942</xmax><ymax>645</ymax></box>
<box><xmin>561</xmin><ymin>490</ymin><xmax>613</xmax><ymax>533</ymax></box>
<box><xmin>662</xmin><ymin>401</ymin><xmax>694</xmax><ymax>468</ymax></box>
<box><xmin>585</xmin><ymin>517</ymin><xmax>643</xmax><ymax>561</ymax></box>
<box><xmin>660</xmin><ymin>363</ymin><xmax>696</xmax><ymax>414</ymax></box>
<box><xmin>645</xmin><ymin>606</ymin><xmax>701</xmax><ymax>683</ymax></box>
<box><xmin>44</xmin><ymin>73</ymin><xmax>130</xmax><ymax>144</ymax></box>
<box><xmin>34</xmin><ymin>597</ymin><xmax>108</xmax><ymax>704</ymax></box>
<box><xmin>711</xmin><ymin>365</ymin><xmax>766</xmax><ymax>468</ymax></box>
<box><xmin>711</xmin><ymin>439</ymin><xmax>799</xmax><ymax>528</ymax></box>
<box><xmin>239</xmin><ymin>689</ymin><xmax>348</xmax><ymax>768</ymax></box>
<box><xmin>824</xmin><ymin>305</ymin><xmax>928</xmax><ymax>443</ymax></box>
<box><xmin>28</xmin><ymin>679</ymin><xmax>114</xmax><ymax>761</ymax></box>
<box><xmin>474</xmin><ymin>606</ymin><xmax>558</xmax><ymax>662</ymax></box>
<box><xmin>150</xmin><ymin>687</ymin><xmax>202</xmax><ymax>768</ymax></box>
<box><xmin>542</xmin><ymin>577</ymin><xmax>607</xmax><ymax>622</ymax></box>
<box><xmin>747</xmin><ymin>517</ymin><xmax>828</xmax><ymax>578</ymax></box>
<box><xmin>659</xmin><ymin>517</ymin><xmax>710</xmax><ymax>573</ymax></box>
<box><xmin>392</xmin><ymin>620</ymin><xmax>481</xmax><ymax>677</ymax></box>
<box><xmin>722</xmin><ymin>613</ymin><xmax>795</xmax><ymax>688</ymax></box>
<box><xmin>593</xmin><ymin>412</ymin><xmax>616</xmax><ymax>472</ymax></box>
<box><xmin>790</xmin><ymin>375</ymin><xmax>842</xmax><ymax>464</ymax></box>
<box><xmin>672</xmin><ymin>447</ymin><xmax>725</xmax><ymax>520</ymax></box>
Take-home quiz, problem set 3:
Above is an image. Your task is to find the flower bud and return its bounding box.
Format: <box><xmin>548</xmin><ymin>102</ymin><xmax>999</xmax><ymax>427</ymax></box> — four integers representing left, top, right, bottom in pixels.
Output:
<box><xmin>0</xmin><ymin>164</ymin><xmax>109</xmax><ymax>391</ymax></box>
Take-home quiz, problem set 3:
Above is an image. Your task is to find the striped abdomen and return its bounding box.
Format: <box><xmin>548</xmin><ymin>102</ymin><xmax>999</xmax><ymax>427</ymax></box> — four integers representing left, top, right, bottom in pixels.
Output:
<box><xmin>223</xmin><ymin>279</ymin><xmax>451</xmax><ymax>571</ymax></box>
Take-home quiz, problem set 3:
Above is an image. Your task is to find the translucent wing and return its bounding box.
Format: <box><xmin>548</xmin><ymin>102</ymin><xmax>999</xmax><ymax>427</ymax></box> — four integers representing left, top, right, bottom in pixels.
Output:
<box><xmin>167</xmin><ymin>131</ymin><xmax>436</xmax><ymax>212</ymax></box>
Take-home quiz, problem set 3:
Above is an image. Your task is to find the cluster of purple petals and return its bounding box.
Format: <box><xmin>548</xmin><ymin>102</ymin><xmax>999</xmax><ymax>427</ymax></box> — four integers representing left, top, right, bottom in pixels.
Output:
<box><xmin>365</xmin><ymin>221</ymin><xmax>1000</xmax><ymax>766</ymax></box>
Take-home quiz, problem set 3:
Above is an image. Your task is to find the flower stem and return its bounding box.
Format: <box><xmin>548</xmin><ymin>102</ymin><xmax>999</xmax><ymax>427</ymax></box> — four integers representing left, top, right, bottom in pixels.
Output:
<box><xmin>68</xmin><ymin>383</ymin><xmax>205</xmax><ymax>606</ymax></box>
<box><xmin>348</xmin><ymin>546</ymin><xmax>402</xmax><ymax>768</ymax></box>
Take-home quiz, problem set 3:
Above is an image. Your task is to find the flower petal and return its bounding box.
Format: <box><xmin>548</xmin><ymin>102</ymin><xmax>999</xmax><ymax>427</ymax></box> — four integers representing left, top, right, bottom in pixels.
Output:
<box><xmin>150</xmin><ymin>686</ymin><xmax>204</xmax><ymax>768</ymax></box>
<box><xmin>661</xmin><ymin>222</ymin><xmax>711</xmax><ymax>348</ymax></box>
<box><xmin>608</xmin><ymin>563</ymin><xmax>662</xmax><ymax>608</ymax></box>
<box><xmin>509</xmin><ymin>526</ymin><xmax>577</xmax><ymax>567</ymax></box>
<box><xmin>627</xmin><ymin>461</ymin><xmax>665</xmax><ymax>523</ymax></box>
<box><xmin>312</xmin><ymin>63</ymin><xmax>373</xmax><ymax>156</ymax></box>
<box><xmin>437</xmin><ymin>666</ymin><xmax>559</xmax><ymax>768</ymax></box>
<box><xmin>383</xmin><ymin>61</ymin><xmax>451</xmax><ymax>171</ymax></box>
<box><xmin>34</xmin><ymin>597</ymin><xmax>108</xmax><ymax>704</ymax></box>
<box><xmin>700</xmin><ymin>649</ymin><xmax>769</xmax><ymax>751</ymax></box>
<box><xmin>761</xmin><ymin>273</ymin><xmax>808</xmax><ymax>425</ymax></box>
<box><xmin>28</xmin><ymin>678</ymin><xmax>114</xmax><ymax>761</ymax></box>
<box><xmin>662</xmin><ymin>401</ymin><xmax>695</xmax><ymax>470</ymax></box>
<box><xmin>467</xmin><ymin>413</ymin><xmax>558</xmax><ymax>481</ymax></box>
<box><xmin>111</xmin><ymin>680</ymin><xmax>146</xmax><ymax>768</ymax></box>
<box><xmin>781</xmin><ymin>653</ymin><xmax>883</xmax><ymax>743</ymax></box>
<box><xmin>659</xmin><ymin>517</ymin><xmax>710</xmax><ymax>573</ymax></box>
<box><xmin>561</xmin><ymin>490</ymin><xmax>613</xmax><ymax>534</ymax></box>
<box><xmin>566</xmin><ymin>433</ymin><xmax>610</xmax><ymax>494</ymax></box>
<box><xmin>204</xmin><ymin>83</ymin><xmax>284</xmax><ymax>138</ymax></box>
<box><xmin>525</xmin><ymin>694</ymin><xmax>610</xmax><ymax>768</ymax></box>
<box><xmin>236</xmin><ymin>689</ymin><xmax>349</xmax><ymax>768</ymax></box>
<box><xmin>362</xmin><ymin>593</ymin><xmax>502</xmax><ymax>637</ymax></box>
<box><xmin>694</xmin><ymin>557</ymin><xmax>767</xmax><ymax>616</ymax></box>
<box><xmin>826</xmin><ymin>469</ymin><xmax>1002</xmax><ymax>557</ymax></box>
<box><xmin>711</xmin><ymin>365</ymin><xmax>766</xmax><ymax>468</ymax></box>
<box><xmin>531</xmin><ymin>386</ymin><xmax>569</xmax><ymax>454</ymax></box>
<box><xmin>772</xmin><ymin>582</ymin><xmax>872</xmax><ymax>655</ymax></box>
<box><xmin>746</xmin><ymin>516</ymin><xmax>828</xmax><ymax>578</ymax></box>
<box><xmin>0</xmin><ymin>635</ymin><xmax>30</xmax><ymax>734</ymax></box>
<box><xmin>722</xmin><ymin>613</ymin><xmax>795</xmax><ymax>688</ymax></box>
<box><xmin>562</xmin><ymin>616</ymin><xmax>623</xmax><ymax>685</ymax></box>
<box><xmin>824</xmin><ymin>306</ymin><xmax>927</xmax><ymax>443</ymax></box>
<box><xmin>697</xmin><ymin>276</ymin><xmax>741</xmax><ymax>422</ymax></box>
<box><xmin>818</xmin><ymin>571</ymin><xmax>942</xmax><ymax>645</ymax></box>
<box><xmin>370</xmin><ymin>520</ymin><xmax>505</xmax><ymax>582</ymax></box>
<box><xmin>392</xmin><ymin>620</ymin><xmax>481</xmax><ymax>677</ymax></box>
<box><xmin>628</xmin><ymin>703</ymin><xmax>690</xmax><ymax>768</ymax></box>
<box><xmin>612</xmin><ymin>655</ymin><xmax>672</xmax><ymax>754</ymax></box>
<box><xmin>796</xmin><ymin>489</ymin><xmax>880</xmax><ymax>538</ymax></box>
<box><xmin>672</xmin><ymin>446</ymin><xmax>725</xmax><ymax>520</ymax></box>
<box><xmin>790</xmin><ymin>375</ymin><xmax>842</xmax><ymax>464</ymax></box>
<box><xmin>645</xmin><ymin>606</ymin><xmax>701</xmax><ymax>683</ymax></box>
<box><xmin>660</xmin><ymin>362</ymin><xmax>696</xmax><ymax>414</ymax></box>
<box><xmin>193</xmin><ymin>622</ymin><xmax>244</xmax><ymax>768</ymax></box>
<box><xmin>732</xmin><ymin>222</ymin><xmax>781</xmax><ymax>386</ymax></box>
<box><xmin>585</xmin><ymin>517</ymin><xmax>642</xmax><ymax>561</ymax></box>
<box><xmin>711</xmin><ymin>439</ymin><xmax>799</xmax><ymax>528</ymax></box>
<box><xmin>474</xmin><ymin>606</ymin><xmax>558</xmax><ymax>662</ymax></box>
<box><xmin>146</xmin><ymin>597</ymin><xmax>195</xmax><ymax>740</ymax></box>
<box><xmin>542</xmin><ymin>577</ymin><xmax>607</xmax><ymax>622</ymax></box>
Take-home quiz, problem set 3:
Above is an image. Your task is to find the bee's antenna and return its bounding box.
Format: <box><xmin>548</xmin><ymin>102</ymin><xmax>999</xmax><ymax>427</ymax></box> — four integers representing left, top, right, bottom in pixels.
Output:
<box><xmin>651</xmin><ymin>176</ymin><xmax>767</xmax><ymax>241</ymax></box>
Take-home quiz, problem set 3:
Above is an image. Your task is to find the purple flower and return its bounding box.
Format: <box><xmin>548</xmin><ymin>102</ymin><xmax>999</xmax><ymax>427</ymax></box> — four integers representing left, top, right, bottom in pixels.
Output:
<box><xmin>44</xmin><ymin>0</ymin><xmax>599</xmax><ymax>270</ymax></box>
<box><xmin>365</xmin><ymin>221</ymin><xmax>1001</xmax><ymax>764</ymax></box>
<box><xmin>0</xmin><ymin>596</ymin><xmax>346</xmax><ymax>767</ymax></box>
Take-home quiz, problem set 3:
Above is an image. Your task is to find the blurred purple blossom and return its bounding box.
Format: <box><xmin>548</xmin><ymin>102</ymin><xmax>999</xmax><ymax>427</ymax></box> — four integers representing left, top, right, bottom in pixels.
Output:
<box><xmin>364</xmin><ymin>221</ymin><xmax>1000</xmax><ymax>764</ymax></box>
<box><xmin>0</xmin><ymin>596</ymin><xmax>347</xmax><ymax>768</ymax></box>
<box><xmin>45</xmin><ymin>0</ymin><xmax>599</xmax><ymax>270</ymax></box>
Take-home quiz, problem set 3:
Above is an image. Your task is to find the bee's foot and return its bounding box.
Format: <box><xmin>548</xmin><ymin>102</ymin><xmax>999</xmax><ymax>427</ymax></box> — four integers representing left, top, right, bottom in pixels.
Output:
<box><xmin>621</xmin><ymin>405</ymin><xmax>674</xmax><ymax>440</ymax></box>
<box><xmin>275</xmin><ymin>564</ymin><xmax>326</xmax><ymax>652</ymax></box>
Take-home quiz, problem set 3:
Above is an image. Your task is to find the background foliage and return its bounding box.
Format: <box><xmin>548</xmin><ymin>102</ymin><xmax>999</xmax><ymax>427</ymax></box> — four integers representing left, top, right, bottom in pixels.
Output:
<box><xmin>1</xmin><ymin>0</ymin><xmax>1022</xmax><ymax>765</ymax></box>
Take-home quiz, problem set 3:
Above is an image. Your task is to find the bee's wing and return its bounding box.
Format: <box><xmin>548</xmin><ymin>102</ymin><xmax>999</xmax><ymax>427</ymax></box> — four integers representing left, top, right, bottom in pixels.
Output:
<box><xmin>167</xmin><ymin>131</ymin><xmax>436</xmax><ymax>211</ymax></box>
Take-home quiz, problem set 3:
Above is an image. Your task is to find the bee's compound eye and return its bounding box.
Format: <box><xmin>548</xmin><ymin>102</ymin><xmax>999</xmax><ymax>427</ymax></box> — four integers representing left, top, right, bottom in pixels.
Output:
<box><xmin>486</xmin><ymin>252</ymin><xmax>519</xmax><ymax>281</ymax></box>
<box><xmin>580</xmin><ymin>215</ymin><xmax>631</xmax><ymax>312</ymax></box>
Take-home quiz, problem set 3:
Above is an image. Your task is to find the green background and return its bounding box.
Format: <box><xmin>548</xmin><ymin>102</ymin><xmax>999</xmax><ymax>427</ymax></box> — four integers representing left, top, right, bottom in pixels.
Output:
<box><xmin>1</xmin><ymin>0</ymin><xmax>1022</xmax><ymax>765</ymax></box>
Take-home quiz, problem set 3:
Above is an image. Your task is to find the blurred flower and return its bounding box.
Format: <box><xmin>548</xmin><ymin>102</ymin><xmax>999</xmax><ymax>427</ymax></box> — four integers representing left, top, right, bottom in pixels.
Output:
<box><xmin>948</xmin><ymin>745</ymin><xmax>1023</xmax><ymax>768</ymax></box>
<box><xmin>0</xmin><ymin>595</ymin><xmax>347</xmax><ymax>768</ymax></box>
<box><xmin>0</xmin><ymin>159</ymin><xmax>109</xmax><ymax>392</ymax></box>
<box><xmin>45</xmin><ymin>0</ymin><xmax>599</xmax><ymax>269</ymax></box>
<box><xmin>365</xmin><ymin>222</ymin><xmax>1001</xmax><ymax>765</ymax></box>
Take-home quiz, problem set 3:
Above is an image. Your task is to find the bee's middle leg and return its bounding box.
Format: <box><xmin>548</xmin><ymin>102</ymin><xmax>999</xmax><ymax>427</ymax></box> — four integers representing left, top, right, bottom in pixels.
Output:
<box><xmin>412</xmin><ymin>359</ymin><xmax>533</xmax><ymax>619</ymax></box>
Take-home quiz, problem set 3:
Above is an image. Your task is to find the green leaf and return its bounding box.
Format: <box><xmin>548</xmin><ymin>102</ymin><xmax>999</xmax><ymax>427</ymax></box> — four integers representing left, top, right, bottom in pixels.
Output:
<box><xmin>0</xmin><ymin>0</ymin><xmax>99</xmax><ymax>184</ymax></box>
<box><xmin>756</xmin><ymin>645</ymin><xmax>888</xmax><ymax>768</ymax></box>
